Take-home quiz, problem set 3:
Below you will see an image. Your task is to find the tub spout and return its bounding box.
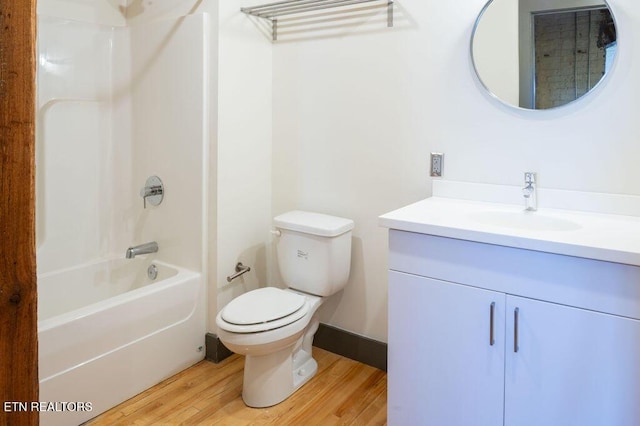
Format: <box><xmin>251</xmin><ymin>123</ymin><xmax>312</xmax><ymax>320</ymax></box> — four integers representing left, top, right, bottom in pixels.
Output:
<box><xmin>126</xmin><ymin>241</ymin><xmax>158</xmax><ymax>259</ymax></box>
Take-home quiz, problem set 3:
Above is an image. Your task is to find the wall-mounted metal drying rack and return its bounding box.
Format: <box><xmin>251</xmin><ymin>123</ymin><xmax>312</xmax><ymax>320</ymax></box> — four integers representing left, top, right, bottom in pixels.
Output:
<box><xmin>241</xmin><ymin>0</ymin><xmax>394</xmax><ymax>41</ymax></box>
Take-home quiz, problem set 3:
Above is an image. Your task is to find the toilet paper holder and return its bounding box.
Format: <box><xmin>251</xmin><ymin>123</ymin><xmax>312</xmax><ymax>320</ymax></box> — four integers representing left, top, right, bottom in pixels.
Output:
<box><xmin>227</xmin><ymin>262</ymin><xmax>251</xmax><ymax>282</ymax></box>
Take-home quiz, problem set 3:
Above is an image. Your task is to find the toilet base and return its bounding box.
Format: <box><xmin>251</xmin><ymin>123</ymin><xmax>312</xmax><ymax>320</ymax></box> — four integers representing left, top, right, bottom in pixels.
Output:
<box><xmin>218</xmin><ymin>295</ymin><xmax>324</xmax><ymax>408</ymax></box>
<box><xmin>242</xmin><ymin>346</ymin><xmax>318</xmax><ymax>408</ymax></box>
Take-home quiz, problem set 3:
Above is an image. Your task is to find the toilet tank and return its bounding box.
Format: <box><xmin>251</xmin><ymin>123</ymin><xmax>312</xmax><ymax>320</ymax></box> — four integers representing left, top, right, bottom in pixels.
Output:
<box><xmin>274</xmin><ymin>211</ymin><xmax>354</xmax><ymax>297</ymax></box>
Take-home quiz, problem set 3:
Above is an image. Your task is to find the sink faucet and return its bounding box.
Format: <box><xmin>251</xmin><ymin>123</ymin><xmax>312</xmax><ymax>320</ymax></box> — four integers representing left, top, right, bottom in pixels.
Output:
<box><xmin>522</xmin><ymin>172</ymin><xmax>537</xmax><ymax>211</ymax></box>
<box><xmin>125</xmin><ymin>241</ymin><xmax>158</xmax><ymax>259</ymax></box>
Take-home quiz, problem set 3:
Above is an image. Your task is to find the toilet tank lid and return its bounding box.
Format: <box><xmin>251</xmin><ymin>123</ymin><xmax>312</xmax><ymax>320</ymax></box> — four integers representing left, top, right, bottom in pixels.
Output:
<box><xmin>274</xmin><ymin>210</ymin><xmax>354</xmax><ymax>237</ymax></box>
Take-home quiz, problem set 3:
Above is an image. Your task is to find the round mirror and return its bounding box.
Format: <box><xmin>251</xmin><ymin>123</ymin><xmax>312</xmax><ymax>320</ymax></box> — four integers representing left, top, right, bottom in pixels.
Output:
<box><xmin>471</xmin><ymin>0</ymin><xmax>617</xmax><ymax>110</ymax></box>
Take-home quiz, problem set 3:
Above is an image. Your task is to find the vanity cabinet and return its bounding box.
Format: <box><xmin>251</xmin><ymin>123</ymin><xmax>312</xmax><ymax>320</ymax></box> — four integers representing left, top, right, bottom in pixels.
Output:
<box><xmin>504</xmin><ymin>295</ymin><xmax>640</xmax><ymax>426</ymax></box>
<box><xmin>387</xmin><ymin>230</ymin><xmax>640</xmax><ymax>426</ymax></box>
<box><xmin>388</xmin><ymin>271</ymin><xmax>505</xmax><ymax>425</ymax></box>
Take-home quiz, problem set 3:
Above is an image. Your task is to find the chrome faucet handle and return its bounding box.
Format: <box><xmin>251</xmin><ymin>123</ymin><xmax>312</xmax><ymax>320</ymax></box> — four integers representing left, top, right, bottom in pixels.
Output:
<box><xmin>140</xmin><ymin>185</ymin><xmax>162</xmax><ymax>197</ymax></box>
<box><xmin>524</xmin><ymin>172</ymin><xmax>536</xmax><ymax>185</ymax></box>
<box><xmin>140</xmin><ymin>176</ymin><xmax>164</xmax><ymax>209</ymax></box>
<box><xmin>140</xmin><ymin>185</ymin><xmax>163</xmax><ymax>208</ymax></box>
<box><xmin>523</xmin><ymin>172</ymin><xmax>537</xmax><ymax>211</ymax></box>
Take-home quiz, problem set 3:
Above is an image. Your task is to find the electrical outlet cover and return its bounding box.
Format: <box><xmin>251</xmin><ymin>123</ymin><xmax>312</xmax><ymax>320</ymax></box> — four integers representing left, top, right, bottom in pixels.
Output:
<box><xmin>430</xmin><ymin>153</ymin><xmax>443</xmax><ymax>177</ymax></box>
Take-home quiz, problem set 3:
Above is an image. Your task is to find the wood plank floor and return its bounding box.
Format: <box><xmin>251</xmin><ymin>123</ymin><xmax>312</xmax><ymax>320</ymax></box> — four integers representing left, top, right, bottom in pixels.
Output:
<box><xmin>85</xmin><ymin>348</ymin><xmax>387</xmax><ymax>425</ymax></box>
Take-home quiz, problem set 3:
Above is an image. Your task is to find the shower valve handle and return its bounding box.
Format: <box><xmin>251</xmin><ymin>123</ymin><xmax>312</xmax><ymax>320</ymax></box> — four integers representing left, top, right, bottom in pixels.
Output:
<box><xmin>140</xmin><ymin>185</ymin><xmax>163</xmax><ymax>208</ymax></box>
<box><xmin>140</xmin><ymin>176</ymin><xmax>164</xmax><ymax>209</ymax></box>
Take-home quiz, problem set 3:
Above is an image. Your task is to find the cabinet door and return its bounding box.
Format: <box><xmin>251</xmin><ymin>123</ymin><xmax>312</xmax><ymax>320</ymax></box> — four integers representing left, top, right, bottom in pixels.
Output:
<box><xmin>506</xmin><ymin>296</ymin><xmax>640</xmax><ymax>426</ymax></box>
<box><xmin>388</xmin><ymin>271</ymin><xmax>505</xmax><ymax>426</ymax></box>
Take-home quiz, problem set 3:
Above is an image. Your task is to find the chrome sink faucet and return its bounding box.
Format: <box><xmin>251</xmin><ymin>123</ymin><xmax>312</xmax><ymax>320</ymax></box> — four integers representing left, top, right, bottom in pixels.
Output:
<box><xmin>125</xmin><ymin>241</ymin><xmax>158</xmax><ymax>259</ymax></box>
<box><xmin>522</xmin><ymin>172</ymin><xmax>537</xmax><ymax>211</ymax></box>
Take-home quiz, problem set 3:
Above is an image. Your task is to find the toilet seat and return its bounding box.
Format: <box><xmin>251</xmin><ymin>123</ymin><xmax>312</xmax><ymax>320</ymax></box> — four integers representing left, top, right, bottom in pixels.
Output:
<box><xmin>218</xmin><ymin>288</ymin><xmax>308</xmax><ymax>334</ymax></box>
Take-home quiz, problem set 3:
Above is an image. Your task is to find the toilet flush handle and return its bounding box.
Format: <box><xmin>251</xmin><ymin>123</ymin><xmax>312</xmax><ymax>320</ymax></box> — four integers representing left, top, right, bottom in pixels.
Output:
<box><xmin>271</xmin><ymin>229</ymin><xmax>282</xmax><ymax>237</ymax></box>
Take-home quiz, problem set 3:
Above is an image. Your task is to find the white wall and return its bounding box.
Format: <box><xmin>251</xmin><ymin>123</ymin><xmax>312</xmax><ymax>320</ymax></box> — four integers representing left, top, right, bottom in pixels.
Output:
<box><xmin>124</xmin><ymin>0</ymin><xmax>273</xmax><ymax>332</ymax></box>
<box><xmin>272</xmin><ymin>0</ymin><xmax>640</xmax><ymax>343</ymax></box>
<box><xmin>213</xmin><ymin>2</ymin><xmax>273</xmax><ymax>322</ymax></box>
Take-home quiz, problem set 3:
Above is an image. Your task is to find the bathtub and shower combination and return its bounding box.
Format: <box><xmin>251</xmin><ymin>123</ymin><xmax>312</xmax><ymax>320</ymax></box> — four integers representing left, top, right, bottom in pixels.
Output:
<box><xmin>37</xmin><ymin>256</ymin><xmax>206</xmax><ymax>425</ymax></box>
<box><xmin>35</xmin><ymin>10</ymin><xmax>210</xmax><ymax>425</ymax></box>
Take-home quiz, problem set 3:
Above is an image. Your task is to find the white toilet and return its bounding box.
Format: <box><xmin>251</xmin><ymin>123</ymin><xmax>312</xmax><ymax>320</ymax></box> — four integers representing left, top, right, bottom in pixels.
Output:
<box><xmin>216</xmin><ymin>210</ymin><xmax>354</xmax><ymax>408</ymax></box>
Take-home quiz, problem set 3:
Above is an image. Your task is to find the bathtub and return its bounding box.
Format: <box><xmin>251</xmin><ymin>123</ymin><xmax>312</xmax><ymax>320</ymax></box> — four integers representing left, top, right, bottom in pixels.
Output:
<box><xmin>38</xmin><ymin>257</ymin><xmax>205</xmax><ymax>426</ymax></box>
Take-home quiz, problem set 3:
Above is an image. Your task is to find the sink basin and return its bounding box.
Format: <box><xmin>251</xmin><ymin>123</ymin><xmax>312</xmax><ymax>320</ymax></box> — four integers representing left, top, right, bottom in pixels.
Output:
<box><xmin>471</xmin><ymin>210</ymin><xmax>582</xmax><ymax>232</ymax></box>
<box><xmin>380</xmin><ymin>195</ymin><xmax>640</xmax><ymax>266</ymax></box>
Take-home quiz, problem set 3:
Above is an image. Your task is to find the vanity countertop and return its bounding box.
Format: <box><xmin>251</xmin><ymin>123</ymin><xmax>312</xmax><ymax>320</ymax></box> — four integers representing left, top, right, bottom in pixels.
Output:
<box><xmin>379</xmin><ymin>197</ymin><xmax>640</xmax><ymax>267</ymax></box>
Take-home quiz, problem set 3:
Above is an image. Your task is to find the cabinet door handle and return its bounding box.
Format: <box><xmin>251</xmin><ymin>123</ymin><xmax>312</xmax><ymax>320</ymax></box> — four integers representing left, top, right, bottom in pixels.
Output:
<box><xmin>489</xmin><ymin>302</ymin><xmax>496</xmax><ymax>346</ymax></box>
<box><xmin>514</xmin><ymin>307</ymin><xmax>520</xmax><ymax>353</ymax></box>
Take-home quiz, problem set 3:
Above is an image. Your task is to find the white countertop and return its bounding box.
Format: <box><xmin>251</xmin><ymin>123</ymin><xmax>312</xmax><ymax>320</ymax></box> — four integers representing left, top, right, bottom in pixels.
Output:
<box><xmin>379</xmin><ymin>197</ymin><xmax>640</xmax><ymax>267</ymax></box>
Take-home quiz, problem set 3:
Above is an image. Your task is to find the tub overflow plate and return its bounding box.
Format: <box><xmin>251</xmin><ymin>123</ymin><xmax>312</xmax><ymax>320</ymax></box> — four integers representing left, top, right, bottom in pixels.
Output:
<box><xmin>147</xmin><ymin>264</ymin><xmax>158</xmax><ymax>280</ymax></box>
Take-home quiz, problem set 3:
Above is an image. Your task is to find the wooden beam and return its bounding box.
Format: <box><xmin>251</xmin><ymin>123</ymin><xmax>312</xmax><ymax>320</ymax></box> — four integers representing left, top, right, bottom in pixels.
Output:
<box><xmin>0</xmin><ymin>0</ymin><xmax>38</xmax><ymax>424</ymax></box>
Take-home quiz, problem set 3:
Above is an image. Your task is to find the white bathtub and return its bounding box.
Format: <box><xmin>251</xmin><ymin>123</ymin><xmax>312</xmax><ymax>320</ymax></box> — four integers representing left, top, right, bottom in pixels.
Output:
<box><xmin>38</xmin><ymin>258</ymin><xmax>205</xmax><ymax>426</ymax></box>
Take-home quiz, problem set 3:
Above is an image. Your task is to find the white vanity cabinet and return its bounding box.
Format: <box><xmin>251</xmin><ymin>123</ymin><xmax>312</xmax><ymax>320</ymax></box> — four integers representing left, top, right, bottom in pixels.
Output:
<box><xmin>387</xmin><ymin>230</ymin><xmax>640</xmax><ymax>426</ymax></box>
<box><xmin>388</xmin><ymin>271</ymin><xmax>505</xmax><ymax>425</ymax></box>
<box><xmin>505</xmin><ymin>295</ymin><xmax>640</xmax><ymax>426</ymax></box>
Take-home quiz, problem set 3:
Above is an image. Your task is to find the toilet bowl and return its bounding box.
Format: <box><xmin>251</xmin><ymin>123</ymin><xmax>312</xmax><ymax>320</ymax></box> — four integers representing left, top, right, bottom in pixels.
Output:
<box><xmin>216</xmin><ymin>288</ymin><xmax>323</xmax><ymax>407</ymax></box>
<box><xmin>216</xmin><ymin>211</ymin><xmax>354</xmax><ymax>408</ymax></box>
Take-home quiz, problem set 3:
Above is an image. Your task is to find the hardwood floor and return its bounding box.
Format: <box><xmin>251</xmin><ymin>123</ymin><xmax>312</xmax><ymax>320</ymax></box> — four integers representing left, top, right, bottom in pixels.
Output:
<box><xmin>85</xmin><ymin>348</ymin><xmax>387</xmax><ymax>425</ymax></box>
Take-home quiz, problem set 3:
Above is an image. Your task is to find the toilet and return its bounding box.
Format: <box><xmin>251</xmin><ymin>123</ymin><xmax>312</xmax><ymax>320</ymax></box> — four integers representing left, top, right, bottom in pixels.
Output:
<box><xmin>216</xmin><ymin>210</ymin><xmax>354</xmax><ymax>408</ymax></box>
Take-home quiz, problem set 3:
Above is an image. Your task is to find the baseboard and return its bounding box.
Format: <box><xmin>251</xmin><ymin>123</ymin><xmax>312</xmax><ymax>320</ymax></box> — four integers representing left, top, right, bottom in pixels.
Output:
<box><xmin>314</xmin><ymin>323</ymin><xmax>387</xmax><ymax>371</ymax></box>
<box><xmin>205</xmin><ymin>333</ymin><xmax>233</xmax><ymax>363</ymax></box>
<box><xmin>207</xmin><ymin>325</ymin><xmax>387</xmax><ymax>371</ymax></box>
